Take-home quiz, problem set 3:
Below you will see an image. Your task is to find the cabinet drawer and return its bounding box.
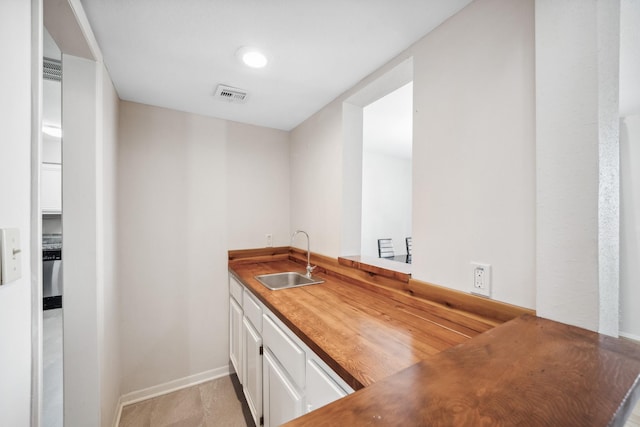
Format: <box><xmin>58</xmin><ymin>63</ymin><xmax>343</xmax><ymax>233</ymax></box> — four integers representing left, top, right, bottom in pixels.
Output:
<box><xmin>229</xmin><ymin>276</ymin><xmax>243</xmax><ymax>304</ymax></box>
<box><xmin>263</xmin><ymin>314</ymin><xmax>305</xmax><ymax>390</ymax></box>
<box><xmin>243</xmin><ymin>290</ymin><xmax>262</xmax><ymax>333</ymax></box>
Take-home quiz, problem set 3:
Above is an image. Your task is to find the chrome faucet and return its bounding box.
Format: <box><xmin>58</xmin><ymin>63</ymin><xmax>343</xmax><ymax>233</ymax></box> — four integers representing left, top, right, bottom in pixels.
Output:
<box><xmin>291</xmin><ymin>230</ymin><xmax>316</xmax><ymax>278</ymax></box>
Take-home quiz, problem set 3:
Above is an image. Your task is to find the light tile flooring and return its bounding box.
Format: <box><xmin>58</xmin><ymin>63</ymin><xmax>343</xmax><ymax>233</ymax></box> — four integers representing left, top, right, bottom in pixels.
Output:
<box><xmin>118</xmin><ymin>375</ymin><xmax>253</xmax><ymax>427</ymax></box>
<box><xmin>119</xmin><ymin>376</ymin><xmax>640</xmax><ymax>427</ymax></box>
<box><xmin>628</xmin><ymin>400</ymin><xmax>640</xmax><ymax>427</ymax></box>
<box><xmin>43</xmin><ymin>308</ymin><xmax>63</xmax><ymax>427</ymax></box>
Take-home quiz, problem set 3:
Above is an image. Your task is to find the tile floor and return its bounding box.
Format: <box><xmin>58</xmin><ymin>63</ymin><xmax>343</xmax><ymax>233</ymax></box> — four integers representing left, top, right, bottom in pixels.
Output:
<box><xmin>118</xmin><ymin>376</ymin><xmax>640</xmax><ymax>427</ymax></box>
<box><xmin>118</xmin><ymin>374</ymin><xmax>253</xmax><ymax>427</ymax></box>
<box><xmin>628</xmin><ymin>400</ymin><xmax>640</xmax><ymax>427</ymax></box>
<box><xmin>43</xmin><ymin>308</ymin><xmax>63</xmax><ymax>427</ymax></box>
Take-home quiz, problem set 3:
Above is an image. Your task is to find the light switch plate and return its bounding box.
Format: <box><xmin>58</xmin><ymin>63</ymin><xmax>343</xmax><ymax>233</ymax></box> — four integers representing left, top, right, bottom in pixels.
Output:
<box><xmin>0</xmin><ymin>228</ymin><xmax>22</xmax><ymax>285</ymax></box>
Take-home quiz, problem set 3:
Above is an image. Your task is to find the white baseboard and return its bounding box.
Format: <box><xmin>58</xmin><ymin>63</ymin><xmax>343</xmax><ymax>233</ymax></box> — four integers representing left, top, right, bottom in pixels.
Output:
<box><xmin>620</xmin><ymin>331</ymin><xmax>640</xmax><ymax>343</ymax></box>
<box><xmin>112</xmin><ymin>366</ymin><xmax>232</xmax><ymax>427</ymax></box>
<box><xmin>112</xmin><ymin>395</ymin><xmax>124</xmax><ymax>427</ymax></box>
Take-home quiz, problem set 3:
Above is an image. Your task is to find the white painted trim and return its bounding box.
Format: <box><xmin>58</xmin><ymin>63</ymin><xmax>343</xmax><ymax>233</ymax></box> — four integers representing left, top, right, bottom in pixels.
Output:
<box><xmin>67</xmin><ymin>0</ymin><xmax>103</xmax><ymax>62</ymax></box>
<box><xmin>620</xmin><ymin>331</ymin><xmax>640</xmax><ymax>343</ymax></box>
<box><xmin>30</xmin><ymin>1</ymin><xmax>44</xmax><ymax>426</ymax></box>
<box><xmin>112</xmin><ymin>396</ymin><xmax>123</xmax><ymax>427</ymax></box>
<box><xmin>112</xmin><ymin>367</ymin><xmax>232</xmax><ymax>427</ymax></box>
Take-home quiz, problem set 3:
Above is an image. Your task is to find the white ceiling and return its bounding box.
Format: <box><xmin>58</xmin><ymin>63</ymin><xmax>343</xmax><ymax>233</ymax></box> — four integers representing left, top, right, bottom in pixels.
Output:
<box><xmin>79</xmin><ymin>0</ymin><xmax>472</xmax><ymax>131</ymax></box>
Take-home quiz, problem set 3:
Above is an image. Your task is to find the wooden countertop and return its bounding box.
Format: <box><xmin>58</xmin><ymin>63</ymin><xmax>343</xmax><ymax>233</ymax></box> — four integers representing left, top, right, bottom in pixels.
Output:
<box><xmin>229</xmin><ymin>249</ymin><xmax>640</xmax><ymax>425</ymax></box>
<box><xmin>284</xmin><ymin>314</ymin><xmax>640</xmax><ymax>427</ymax></box>
<box><xmin>230</xmin><ymin>257</ymin><xmax>495</xmax><ymax>390</ymax></box>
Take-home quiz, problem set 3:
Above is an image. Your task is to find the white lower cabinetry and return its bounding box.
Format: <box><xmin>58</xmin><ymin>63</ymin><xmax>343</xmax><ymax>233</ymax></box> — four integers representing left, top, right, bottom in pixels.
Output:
<box><xmin>229</xmin><ymin>274</ymin><xmax>354</xmax><ymax>426</ymax></box>
<box><xmin>305</xmin><ymin>357</ymin><xmax>348</xmax><ymax>413</ymax></box>
<box><xmin>263</xmin><ymin>349</ymin><xmax>303</xmax><ymax>427</ymax></box>
<box><xmin>229</xmin><ymin>296</ymin><xmax>243</xmax><ymax>382</ymax></box>
<box><xmin>242</xmin><ymin>316</ymin><xmax>263</xmax><ymax>425</ymax></box>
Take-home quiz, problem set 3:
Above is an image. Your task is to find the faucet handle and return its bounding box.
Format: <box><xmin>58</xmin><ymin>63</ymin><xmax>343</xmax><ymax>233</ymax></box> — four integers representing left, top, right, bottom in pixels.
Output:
<box><xmin>306</xmin><ymin>264</ymin><xmax>316</xmax><ymax>277</ymax></box>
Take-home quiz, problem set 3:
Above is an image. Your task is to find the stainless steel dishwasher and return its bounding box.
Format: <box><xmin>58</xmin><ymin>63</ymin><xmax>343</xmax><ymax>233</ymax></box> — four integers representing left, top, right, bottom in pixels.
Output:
<box><xmin>43</xmin><ymin>234</ymin><xmax>63</xmax><ymax>310</ymax></box>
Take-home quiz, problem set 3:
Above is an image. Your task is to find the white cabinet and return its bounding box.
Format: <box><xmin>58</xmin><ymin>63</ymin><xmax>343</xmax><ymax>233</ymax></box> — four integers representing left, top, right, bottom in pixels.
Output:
<box><xmin>262</xmin><ymin>311</ymin><xmax>352</xmax><ymax>421</ymax></box>
<box><xmin>229</xmin><ymin>276</ymin><xmax>244</xmax><ymax>383</ymax></box>
<box><xmin>263</xmin><ymin>349</ymin><xmax>303</xmax><ymax>427</ymax></box>
<box><xmin>42</xmin><ymin>163</ymin><xmax>62</xmax><ymax>213</ymax></box>
<box><xmin>229</xmin><ymin>296</ymin><xmax>243</xmax><ymax>382</ymax></box>
<box><xmin>262</xmin><ymin>314</ymin><xmax>306</xmax><ymax>425</ymax></box>
<box><xmin>262</xmin><ymin>315</ymin><xmax>305</xmax><ymax>389</ymax></box>
<box><xmin>243</xmin><ymin>290</ymin><xmax>263</xmax><ymax>334</ymax></box>
<box><xmin>230</xmin><ymin>275</ymin><xmax>243</xmax><ymax>303</ymax></box>
<box><xmin>242</xmin><ymin>317</ymin><xmax>262</xmax><ymax>426</ymax></box>
<box><xmin>229</xmin><ymin>274</ymin><xmax>354</xmax><ymax>426</ymax></box>
<box><xmin>306</xmin><ymin>358</ymin><xmax>348</xmax><ymax>413</ymax></box>
<box><xmin>230</xmin><ymin>275</ymin><xmax>263</xmax><ymax>426</ymax></box>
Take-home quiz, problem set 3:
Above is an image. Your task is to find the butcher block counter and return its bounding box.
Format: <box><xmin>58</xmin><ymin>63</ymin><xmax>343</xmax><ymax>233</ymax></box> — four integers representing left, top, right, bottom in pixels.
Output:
<box><xmin>229</xmin><ymin>248</ymin><xmax>640</xmax><ymax>426</ymax></box>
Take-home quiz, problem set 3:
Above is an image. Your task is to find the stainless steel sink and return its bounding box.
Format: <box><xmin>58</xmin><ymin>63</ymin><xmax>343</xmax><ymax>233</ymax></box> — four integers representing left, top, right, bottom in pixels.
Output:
<box><xmin>255</xmin><ymin>272</ymin><xmax>324</xmax><ymax>290</ymax></box>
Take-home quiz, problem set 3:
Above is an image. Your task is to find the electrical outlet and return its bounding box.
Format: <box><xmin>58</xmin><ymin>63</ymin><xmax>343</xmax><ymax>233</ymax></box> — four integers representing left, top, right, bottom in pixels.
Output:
<box><xmin>471</xmin><ymin>262</ymin><xmax>491</xmax><ymax>298</ymax></box>
<box><xmin>265</xmin><ymin>234</ymin><xmax>273</xmax><ymax>247</ymax></box>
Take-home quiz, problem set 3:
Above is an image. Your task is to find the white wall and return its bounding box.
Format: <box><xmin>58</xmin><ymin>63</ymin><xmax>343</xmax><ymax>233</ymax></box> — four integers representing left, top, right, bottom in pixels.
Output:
<box><xmin>361</xmin><ymin>151</ymin><xmax>412</xmax><ymax>258</ymax></box>
<box><xmin>619</xmin><ymin>0</ymin><xmax>640</xmax><ymax>342</ymax></box>
<box><xmin>290</xmin><ymin>0</ymin><xmax>536</xmax><ymax>309</ymax></box>
<box><xmin>620</xmin><ymin>0</ymin><xmax>640</xmax><ymax>118</ymax></box>
<box><xmin>341</xmin><ymin>103</ymin><xmax>364</xmax><ymax>256</ymax></box>
<box><xmin>43</xmin><ymin>217</ymin><xmax>62</xmax><ymax>234</ymax></box>
<box><xmin>412</xmin><ymin>0</ymin><xmax>535</xmax><ymax>308</ymax></box>
<box><xmin>290</xmin><ymin>103</ymin><xmax>344</xmax><ymax>256</ymax></box>
<box><xmin>62</xmin><ymin>53</ymin><xmax>101</xmax><ymax>426</ymax></box>
<box><xmin>226</xmin><ymin>122</ymin><xmax>290</xmax><ymax>249</ymax></box>
<box><xmin>63</xmin><ymin>54</ymin><xmax>122</xmax><ymax>427</ymax></box>
<box><xmin>117</xmin><ymin>102</ymin><xmax>290</xmax><ymax>395</ymax></box>
<box><xmin>117</xmin><ymin>101</ymin><xmax>228</xmax><ymax>393</ymax></box>
<box><xmin>99</xmin><ymin>63</ymin><xmax>121</xmax><ymax>427</ymax></box>
<box><xmin>0</xmin><ymin>2</ymin><xmax>34</xmax><ymax>426</ymax></box>
<box><xmin>535</xmin><ymin>0</ymin><xmax>620</xmax><ymax>334</ymax></box>
<box><xmin>620</xmin><ymin>114</ymin><xmax>640</xmax><ymax>340</ymax></box>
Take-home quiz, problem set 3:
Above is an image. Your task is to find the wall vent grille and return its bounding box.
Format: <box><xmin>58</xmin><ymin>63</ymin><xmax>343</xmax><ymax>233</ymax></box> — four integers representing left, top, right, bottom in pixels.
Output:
<box><xmin>43</xmin><ymin>57</ymin><xmax>62</xmax><ymax>82</ymax></box>
<box><xmin>214</xmin><ymin>84</ymin><xmax>248</xmax><ymax>103</ymax></box>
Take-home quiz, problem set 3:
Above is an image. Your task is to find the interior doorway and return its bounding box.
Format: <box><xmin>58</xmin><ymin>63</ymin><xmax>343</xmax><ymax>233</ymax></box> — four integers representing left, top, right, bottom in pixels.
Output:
<box><xmin>42</xmin><ymin>26</ymin><xmax>63</xmax><ymax>427</ymax></box>
<box><xmin>341</xmin><ymin>56</ymin><xmax>414</xmax><ymax>265</ymax></box>
<box><xmin>360</xmin><ymin>82</ymin><xmax>413</xmax><ymax>260</ymax></box>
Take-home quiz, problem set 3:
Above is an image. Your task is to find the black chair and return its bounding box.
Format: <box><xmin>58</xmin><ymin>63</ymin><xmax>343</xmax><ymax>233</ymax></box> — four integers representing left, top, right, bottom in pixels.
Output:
<box><xmin>405</xmin><ymin>237</ymin><xmax>412</xmax><ymax>263</ymax></box>
<box><xmin>378</xmin><ymin>238</ymin><xmax>394</xmax><ymax>258</ymax></box>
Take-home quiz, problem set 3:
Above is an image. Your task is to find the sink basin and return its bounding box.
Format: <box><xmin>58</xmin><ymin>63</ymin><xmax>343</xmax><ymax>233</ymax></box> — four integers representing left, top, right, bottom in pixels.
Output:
<box><xmin>255</xmin><ymin>272</ymin><xmax>324</xmax><ymax>290</ymax></box>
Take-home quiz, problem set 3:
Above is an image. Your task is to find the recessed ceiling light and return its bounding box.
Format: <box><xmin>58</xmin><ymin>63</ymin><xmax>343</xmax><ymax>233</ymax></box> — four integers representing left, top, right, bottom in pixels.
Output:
<box><xmin>42</xmin><ymin>124</ymin><xmax>62</xmax><ymax>138</ymax></box>
<box><xmin>237</xmin><ymin>47</ymin><xmax>268</xmax><ymax>69</ymax></box>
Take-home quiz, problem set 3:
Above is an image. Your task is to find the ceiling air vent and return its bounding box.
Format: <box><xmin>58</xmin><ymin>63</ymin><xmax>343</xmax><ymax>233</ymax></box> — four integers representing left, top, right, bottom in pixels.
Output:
<box><xmin>43</xmin><ymin>57</ymin><xmax>62</xmax><ymax>82</ymax></box>
<box><xmin>214</xmin><ymin>84</ymin><xmax>248</xmax><ymax>104</ymax></box>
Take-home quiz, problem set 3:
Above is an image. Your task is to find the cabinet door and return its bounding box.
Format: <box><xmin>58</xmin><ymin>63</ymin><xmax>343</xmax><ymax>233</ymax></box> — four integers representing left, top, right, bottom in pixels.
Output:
<box><xmin>42</xmin><ymin>163</ymin><xmax>62</xmax><ymax>213</ymax></box>
<box><xmin>229</xmin><ymin>297</ymin><xmax>243</xmax><ymax>383</ymax></box>
<box><xmin>263</xmin><ymin>349</ymin><xmax>303</xmax><ymax>427</ymax></box>
<box><xmin>262</xmin><ymin>314</ymin><xmax>305</xmax><ymax>390</ymax></box>
<box><xmin>305</xmin><ymin>359</ymin><xmax>348</xmax><ymax>413</ymax></box>
<box><xmin>242</xmin><ymin>317</ymin><xmax>262</xmax><ymax>426</ymax></box>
